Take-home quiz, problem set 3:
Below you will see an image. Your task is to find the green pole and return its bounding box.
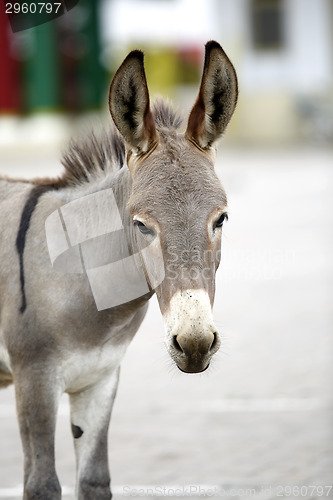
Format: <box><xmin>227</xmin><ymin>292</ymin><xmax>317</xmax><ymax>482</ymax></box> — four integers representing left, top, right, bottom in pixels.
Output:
<box><xmin>24</xmin><ymin>23</ymin><xmax>61</xmax><ymax>112</ymax></box>
<box><xmin>77</xmin><ymin>0</ymin><xmax>106</xmax><ymax>110</ymax></box>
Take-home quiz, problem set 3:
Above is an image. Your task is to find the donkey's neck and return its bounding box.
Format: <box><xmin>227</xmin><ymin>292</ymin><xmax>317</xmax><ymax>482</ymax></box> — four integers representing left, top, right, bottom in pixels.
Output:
<box><xmin>48</xmin><ymin>164</ymin><xmax>153</xmax><ymax>314</ymax></box>
<box><xmin>54</xmin><ymin>164</ymin><xmax>131</xmax><ymax>207</ymax></box>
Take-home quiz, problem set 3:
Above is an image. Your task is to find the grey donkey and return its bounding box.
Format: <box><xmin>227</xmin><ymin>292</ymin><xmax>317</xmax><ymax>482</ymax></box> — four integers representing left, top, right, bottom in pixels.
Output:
<box><xmin>0</xmin><ymin>41</ymin><xmax>238</xmax><ymax>499</ymax></box>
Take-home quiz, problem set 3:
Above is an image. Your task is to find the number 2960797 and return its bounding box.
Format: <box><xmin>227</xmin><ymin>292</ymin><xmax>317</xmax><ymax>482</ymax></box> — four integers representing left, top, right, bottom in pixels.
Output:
<box><xmin>5</xmin><ymin>3</ymin><xmax>62</xmax><ymax>14</ymax></box>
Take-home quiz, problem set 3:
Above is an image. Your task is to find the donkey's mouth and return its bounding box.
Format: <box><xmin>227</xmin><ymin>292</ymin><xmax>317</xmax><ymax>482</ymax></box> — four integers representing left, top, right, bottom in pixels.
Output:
<box><xmin>177</xmin><ymin>362</ymin><xmax>210</xmax><ymax>374</ymax></box>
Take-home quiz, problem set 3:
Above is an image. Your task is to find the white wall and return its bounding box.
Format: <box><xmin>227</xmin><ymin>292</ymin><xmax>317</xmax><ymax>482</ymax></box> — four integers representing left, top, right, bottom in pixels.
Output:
<box><xmin>286</xmin><ymin>0</ymin><xmax>332</xmax><ymax>93</ymax></box>
<box><xmin>222</xmin><ymin>0</ymin><xmax>333</xmax><ymax>94</ymax></box>
<box><xmin>102</xmin><ymin>0</ymin><xmax>220</xmax><ymax>48</ymax></box>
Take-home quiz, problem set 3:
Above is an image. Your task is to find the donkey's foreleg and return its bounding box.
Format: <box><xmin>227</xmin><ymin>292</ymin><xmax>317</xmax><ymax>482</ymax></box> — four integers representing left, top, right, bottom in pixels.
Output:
<box><xmin>69</xmin><ymin>367</ymin><xmax>120</xmax><ymax>500</ymax></box>
<box><xmin>14</xmin><ymin>370</ymin><xmax>62</xmax><ymax>500</ymax></box>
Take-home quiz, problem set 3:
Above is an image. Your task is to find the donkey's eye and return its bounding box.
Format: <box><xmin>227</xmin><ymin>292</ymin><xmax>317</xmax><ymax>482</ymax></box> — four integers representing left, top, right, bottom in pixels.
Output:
<box><xmin>213</xmin><ymin>212</ymin><xmax>228</xmax><ymax>230</ymax></box>
<box><xmin>134</xmin><ymin>220</ymin><xmax>154</xmax><ymax>236</ymax></box>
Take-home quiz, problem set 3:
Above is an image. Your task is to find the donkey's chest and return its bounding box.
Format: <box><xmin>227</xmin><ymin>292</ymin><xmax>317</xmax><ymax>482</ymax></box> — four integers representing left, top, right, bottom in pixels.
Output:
<box><xmin>60</xmin><ymin>303</ymin><xmax>148</xmax><ymax>393</ymax></box>
<box><xmin>61</xmin><ymin>341</ymin><xmax>129</xmax><ymax>393</ymax></box>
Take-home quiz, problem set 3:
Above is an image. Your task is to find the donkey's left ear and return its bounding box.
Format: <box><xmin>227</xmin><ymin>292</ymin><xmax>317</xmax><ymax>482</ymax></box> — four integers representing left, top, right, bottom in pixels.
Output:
<box><xmin>185</xmin><ymin>41</ymin><xmax>238</xmax><ymax>150</ymax></box>
<box><xmin>109</xmin><ymin>50</ymin><xmax>157</xmax><ymax>155</ymax></box>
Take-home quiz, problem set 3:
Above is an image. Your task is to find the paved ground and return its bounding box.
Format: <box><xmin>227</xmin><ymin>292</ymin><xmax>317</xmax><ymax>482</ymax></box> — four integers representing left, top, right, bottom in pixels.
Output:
<box><xmin>0</xmin><ymin>144</ymin><xmax>332</xmax><ymax>499</ymax></box>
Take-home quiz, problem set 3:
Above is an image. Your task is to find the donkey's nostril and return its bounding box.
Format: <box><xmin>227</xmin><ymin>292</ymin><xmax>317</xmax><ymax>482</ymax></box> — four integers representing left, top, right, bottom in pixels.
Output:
<box><xmin>172</xmin><ymin>335</ymin><xmax>183</xmax><ymax>353</ymax></box>
<box><xmin>210</xmin><ymin>332</ymin><xmax>218</xmax><ymax>352</ymax></box>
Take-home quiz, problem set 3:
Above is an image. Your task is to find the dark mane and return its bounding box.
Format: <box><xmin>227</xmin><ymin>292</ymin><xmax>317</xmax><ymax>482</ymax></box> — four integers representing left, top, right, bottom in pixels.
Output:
<box><xmin>58</xmin><ymin>128</ymin><xmax>125</xmax><ymax>187</ymax></box>
<box><xmin>31</xmin><ymin>99</ymin><xmax>182</xmax><ymax>188</ymax></box>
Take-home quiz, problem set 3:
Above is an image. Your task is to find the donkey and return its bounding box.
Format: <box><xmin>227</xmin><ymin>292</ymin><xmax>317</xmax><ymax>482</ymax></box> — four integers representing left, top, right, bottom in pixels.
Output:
<box><xmin>0</xmin><ymin>41</ymin><xmax>238</xmax><ymax>499</ymax></box>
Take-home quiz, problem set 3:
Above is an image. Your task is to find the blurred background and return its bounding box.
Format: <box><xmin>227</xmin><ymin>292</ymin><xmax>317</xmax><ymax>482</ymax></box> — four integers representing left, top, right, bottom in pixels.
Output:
<box><xmin>1</xmin><ymin>0</ymin><xmax>332</xmax><ymax>146</ymax></box>
<box><xmin>0</xmin><ymin>1</ymin><xmax>332</xmax><ymax>499</ymax></box>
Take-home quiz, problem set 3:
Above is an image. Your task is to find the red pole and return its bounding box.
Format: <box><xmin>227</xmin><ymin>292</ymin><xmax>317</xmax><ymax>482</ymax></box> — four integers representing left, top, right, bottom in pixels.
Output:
<box><xmin>0</xmin><ymin>4</ymin><xmax>21</xmax><ymax>113</ymax></box>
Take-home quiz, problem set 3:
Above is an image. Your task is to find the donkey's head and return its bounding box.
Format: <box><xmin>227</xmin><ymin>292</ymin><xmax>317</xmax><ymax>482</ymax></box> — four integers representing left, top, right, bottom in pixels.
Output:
<box><xmin>109</xmin><ymin>41</ymin><xmax>238</xmax><ymax>373</ymax></box>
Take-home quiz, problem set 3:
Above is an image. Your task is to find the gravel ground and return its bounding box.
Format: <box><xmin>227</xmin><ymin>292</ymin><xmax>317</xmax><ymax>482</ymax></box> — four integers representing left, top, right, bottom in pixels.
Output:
<box><xmin>0</xmin><ymin>144</ymin><xmax>332</xmax><ymax>499</ymax></box>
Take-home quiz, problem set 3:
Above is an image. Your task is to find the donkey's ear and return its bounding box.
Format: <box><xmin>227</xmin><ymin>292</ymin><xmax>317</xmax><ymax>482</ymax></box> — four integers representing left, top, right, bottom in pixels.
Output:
<box><xmin>109</xmin><ymin>50</ymin><xmax>157</xmax><ymax>154</ymax></box>
<box><xmin>185</xmin><ymin>41</ymin><xmax>238</xmax><ymax>150</ymax></box>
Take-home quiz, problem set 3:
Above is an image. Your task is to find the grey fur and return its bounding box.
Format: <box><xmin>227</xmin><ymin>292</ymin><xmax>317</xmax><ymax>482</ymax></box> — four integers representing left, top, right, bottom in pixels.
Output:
<box><xmin>0</xmin><ymin>41</ymin><xmax>237</xmax><ymax>499</ymax></box>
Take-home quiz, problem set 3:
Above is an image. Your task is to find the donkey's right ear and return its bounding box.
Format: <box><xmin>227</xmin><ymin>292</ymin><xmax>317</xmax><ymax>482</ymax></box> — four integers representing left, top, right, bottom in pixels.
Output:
<box><xmin>109</xmin><ymin>51</ymin><xmax>157</xmax><ymax>155</ymax></box>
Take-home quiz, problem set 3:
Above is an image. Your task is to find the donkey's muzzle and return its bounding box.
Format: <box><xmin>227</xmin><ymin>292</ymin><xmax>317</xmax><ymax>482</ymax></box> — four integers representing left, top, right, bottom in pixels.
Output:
<box><xmin>162</xmin><ymin>289</ymin><xmax>221</xmax><ymax>374</ymax></box>
<box><xmin>171</xmin><ymin>331</ymin><xmax>219</xmax><ymax>374</ymax></box>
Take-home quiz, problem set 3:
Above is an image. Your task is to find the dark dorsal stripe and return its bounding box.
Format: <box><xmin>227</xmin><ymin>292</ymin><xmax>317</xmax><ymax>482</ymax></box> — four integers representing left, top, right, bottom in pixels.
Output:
<box><xmin>16</xmin><ymin>185</ymin><xmax>53</xmax><ymax>314</ymax></box>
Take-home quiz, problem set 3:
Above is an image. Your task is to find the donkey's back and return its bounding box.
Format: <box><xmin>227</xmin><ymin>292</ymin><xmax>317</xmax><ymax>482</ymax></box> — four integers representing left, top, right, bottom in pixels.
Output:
<box><xmin>0</xmin><ymin>179</ymin><xmax>32</xmax><ymax>387</ymax></box>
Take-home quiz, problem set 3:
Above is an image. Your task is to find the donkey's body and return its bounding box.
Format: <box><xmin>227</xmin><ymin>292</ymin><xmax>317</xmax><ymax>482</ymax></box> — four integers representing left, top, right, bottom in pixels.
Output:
<box><xmin>0</xmin><ymin>137</ymin><xmax>148</xmax><ymax>387</ymax></box>
<box><xmin>0</xmin><ymin>138</ymin><xmax>151</xmax><ymax>499</ymax></box>
<box><xmin>0</xmin><ymin>42</ymin><xmax>237</xmax><ymax>499</ymax></box>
